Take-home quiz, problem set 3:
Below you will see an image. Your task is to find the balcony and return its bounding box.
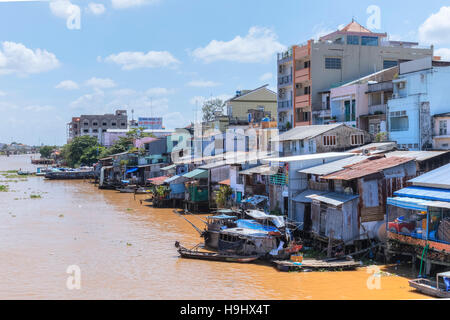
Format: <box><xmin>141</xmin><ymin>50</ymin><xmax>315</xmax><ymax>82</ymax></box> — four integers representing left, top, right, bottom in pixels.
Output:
<box><xmin>295</xmin><ymin>67</ymin><xmax>310</xmax><ymax>83</ymax></box>
<box><xmin>368</xmin><ymin>82</ymin><xmax>393</xmax><ymax>93</ymax></box>
<box><xmin>278</xmin><ymin>99</ymin><xmax>292</xmax><ymax>110</ymax></box>
<box><xmin>295</xmin><ymin>94</ymin><xmax>310</xmax><ymax>108</ymax></box>
<box><xmin>277</xmin><ymin>48</ymin><xmax>293</xmax><ymax>62</ymax></box>
<box><xmin>369</xmin><ymin>104</ymin><xmax>387</xmax><ymax>115</ymax></box>
<box><xmin>278</xmin><ymin>74</ymin><xmax>292</xmax><ymax>86</ymax></box>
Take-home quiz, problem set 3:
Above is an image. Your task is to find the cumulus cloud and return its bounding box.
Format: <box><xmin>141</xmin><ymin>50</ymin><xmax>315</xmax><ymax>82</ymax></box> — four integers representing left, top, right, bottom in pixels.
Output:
<box><xmin>49</xmin><ymin>0</ymin><xmax>81</xmax><ymax>29</ymax></box>
<box><xmin>259</xmin><ymin>72</ymin><xmax>273</xmax><ymax>81</ymax></box>
<box><xmin>85</xmin><ymin>77</ymin><xmax>117</xmax><ymax>88</ymax></box>
<box><xmin>0</xmin><ymin>41</ymin><xmax>60</xmax><ymax>76</ymax></box>
<box><xmin>435</xmin><ymin>48</ymin><xmax>450</xmax><ymax>61</ymax></box>
<box><xmin>192</xmin><ymin>26</ymin><xmax>286</xmax><ymax>63</ymax></box>
<box><xmin>55</xmin><ymin>80</ymin><xmax>79</xmax><ymax>90</ymax></box>
<box><xmin>87</xmin><ymin>2</ymin><xmax>106</xmax><ymax>15</ymax></box>
<box><xmin>111</xmin><ymin>0</ymin><xmax>160</xmax><ymax>9</ymax></box>
<box><xmin>187</xmin><ymin>80</ymin><xmax>221</xmax><ymax>88</ymax></box>
<box><xmin>418</xmin><ymin>6</ymin><xmax>450</xmax><ymax>45</ymax></box>
<box><xmin>104</xmin><ymin>50</ymin><xmax>180</xmax><ymax>70</ymax></box>
<box><xmin>0</xmin><ymin>90</ymin><xmax>6</xmax><ymax>97</ymax></box>
<box><xmin>162</xmin><ymin>111</ymin><xmax>190</xmax><ymax>129</ymax></box>
<box><xmin>24</xmin><ymin>105</ymin><xmax>55</xmax><ymax>112</ymax></box>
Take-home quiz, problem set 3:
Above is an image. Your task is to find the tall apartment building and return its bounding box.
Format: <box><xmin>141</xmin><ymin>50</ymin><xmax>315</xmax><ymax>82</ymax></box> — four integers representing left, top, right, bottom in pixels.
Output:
<box><xmin>67</xmin><ymin>110</ymin><xmax>128</xmax><ymax>144</ymax></box>
<box><xmin>276</xmin><ymin>20</ymin><xmax>434</xmax><ymax>131</ymax></box>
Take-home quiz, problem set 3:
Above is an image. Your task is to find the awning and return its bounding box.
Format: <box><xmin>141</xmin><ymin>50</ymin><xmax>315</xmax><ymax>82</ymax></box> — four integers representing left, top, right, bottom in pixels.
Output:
<box><xmin>293</xmin><ymin>190</ymin><xmax>328</xmax><ymax>203</ymax></box>
<box><xmin>306</xmin><ymin>192</ymin><xmax>359</xmax><ymax>207</ymax></box>
<box><xmin>239</xmin><ymin>165</ymin><xmax>279</xmax><ymax>176</ymax></box>
<box><xmin>394</xmin><ymin>186</ymin><xmax>450</xmax><ymax>202</ymax></box>
<box><xmin>219</xmin><ymin>179</ymin><xmax>230</xmax><ymax>186</ymax></box>
<box><xmin>164</xmin><ymin>175</ymin><xmax>184</xmax><ymax>184</ymax></box>
<box><xmin>147</xmin><ymin>176</ymin><xmax>169</xmax><ymax>185</ymax></box>
<box><xmin>183</xmin><ymin>169</ymin><xmax>208</xmax><ymax>179</ymax></box>
<box><xmin>387</xmin><ymin>196</ymin><xmax>450</xmax><ymax>210</ymax></box>
<box><xmin>161</xmin><ymin>164</ymin><xmax>176</xmax><ymax>171</ymax></box>
<box><xmin>126</xmin><ymin>167</ymin><xmax>138</xmax><ymax>174</ymax></box>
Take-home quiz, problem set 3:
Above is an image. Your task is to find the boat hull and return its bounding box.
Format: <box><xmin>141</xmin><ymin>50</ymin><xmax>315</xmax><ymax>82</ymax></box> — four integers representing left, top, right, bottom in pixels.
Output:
<box><xmin>409</xmin><ymin>279</ymin><xmax>450</xmax><ymax>298</ymax></box>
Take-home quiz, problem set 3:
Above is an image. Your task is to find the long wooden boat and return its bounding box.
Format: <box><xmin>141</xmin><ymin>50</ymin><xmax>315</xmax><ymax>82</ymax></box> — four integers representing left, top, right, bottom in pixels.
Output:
<box><xmin>409</xmin><ymin>278</ymin><xmax>450</xmax><ymax>298</ymax></box>
<box><xmin>175</xmin><ymin>242</ymin><xmax>259</xmax><ymax>263</ymax></box>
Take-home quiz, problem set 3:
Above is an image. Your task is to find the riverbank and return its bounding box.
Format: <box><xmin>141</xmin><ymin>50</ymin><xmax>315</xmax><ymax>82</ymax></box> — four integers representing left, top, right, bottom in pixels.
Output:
<box><xmin>0</xmin><ymin>154</ymin><xmax>429</xmax><ymax>299</ymax></box>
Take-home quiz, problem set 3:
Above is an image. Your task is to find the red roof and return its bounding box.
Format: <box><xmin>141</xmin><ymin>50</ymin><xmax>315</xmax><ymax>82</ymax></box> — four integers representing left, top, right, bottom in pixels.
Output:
<box><xmin>147</xmin><ymin>176</ymin><xmax>169</xmax><ymax>185</ymax></box>
<box><xmin>323</xmin><ymin>156</ymin><xmax>415</xmax><ymax>181</ymax></box>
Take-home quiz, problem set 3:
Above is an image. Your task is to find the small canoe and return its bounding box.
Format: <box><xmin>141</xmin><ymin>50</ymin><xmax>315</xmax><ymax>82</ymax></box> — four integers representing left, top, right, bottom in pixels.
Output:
<box><xmin>175</xmin><ymin>242</ymin><xmax>259</xmax><ymax>263</ymax></box>
<box><xmin>117</xmin><ymin>188</ymin><xmax>137</xmax><ymax>193</ymax></box>
<box><xmin>409</xmin><ymin>278</ymin><xmax>450</xmax><ymax>298</ymax></box>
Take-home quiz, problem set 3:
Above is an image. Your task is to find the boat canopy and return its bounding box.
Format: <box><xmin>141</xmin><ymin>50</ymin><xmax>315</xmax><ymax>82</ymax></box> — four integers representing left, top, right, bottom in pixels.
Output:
<box><xmin>241</xmin><ymin>195</ymin><xmax>268</xmax><ymax>205</ymax></box>
<box><xmin>245</xmin><ymin>210</ymin><xmax>285</xmax><ymax>229</ymax></box>
<box><xmin>126</xmin><ymin>167</ymin><xmax>138</xmax><ymax>174</ymax></box>
<box><xmin>207</xmin><ymin>214</ymin><xmax>237</xmax><ymax>220</ymax></box>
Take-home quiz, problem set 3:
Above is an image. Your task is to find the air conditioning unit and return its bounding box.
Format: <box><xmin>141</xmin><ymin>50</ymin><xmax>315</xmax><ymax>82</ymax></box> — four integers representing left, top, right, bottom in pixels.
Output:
<box><xmin>398</xmin><ymin>82</ymin><xmax>405</xmax><ymax>89</ymax></box>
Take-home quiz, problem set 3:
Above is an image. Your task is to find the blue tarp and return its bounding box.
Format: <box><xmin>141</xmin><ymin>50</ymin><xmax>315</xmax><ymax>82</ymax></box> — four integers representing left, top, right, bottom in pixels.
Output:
<box><xmin>394</xmin><ymin>186</ymin><xmax>450</xmax><ymax>202</ymax></box>
<box><xmin>236</xmin><ymin>219</ymin><xmax>279</xmax><ymax>233</ymax></box>
<box><xmin>126</xmin><ymin>167</ymin><xmax>138</xmax><ymax>174</ymax></box>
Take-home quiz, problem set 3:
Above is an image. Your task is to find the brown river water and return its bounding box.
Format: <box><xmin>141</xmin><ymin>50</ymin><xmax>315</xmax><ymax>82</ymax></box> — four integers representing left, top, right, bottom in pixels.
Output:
<box><xmin>0</xmin><ymin>155</ymin><xmax>428</xmax><ymax>300</ymax></box>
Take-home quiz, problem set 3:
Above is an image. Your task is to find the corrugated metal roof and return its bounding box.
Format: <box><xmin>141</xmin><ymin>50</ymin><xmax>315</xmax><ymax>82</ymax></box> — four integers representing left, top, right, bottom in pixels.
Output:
<box><xmin>263</xmin><ymin>152</ymin><xmax>353</xmax><ymax>164</ymax></box>
<box><xmin>299</xmin><ymin>155</ymin><xmax>368</xmax><ymax>176</ymax></box>
<box><xmin>394</xmin><ymin>186</ymin><xmax>450</xmax><ymax>202</ymax></box>
<box><xmin>276</xmin><ymin>124</ymin><xmax>343</xmax><ymax>142</ymax></box>
<box><xmin>293</xmin><ymin>190</ymin><xmax>328</xmax><ymax>203</ymax></box>
<box><xmin>409</xmin><ymin>163</ymin><xmax>450</xmax><ymax>189</ymax></box>
<box><xmin>323</xmin><ymin>156</ymin><xmax>414</xmax><ymax>181</ymax></box>
<box><xmin>182</xmin><ymin>169</ymin><xmax>208</xmax><ymax>179</ymax></box>
<box><xmin>147</xmin><ymin>176</ymin><xmax>169</xmax><ymax>185</ymax></box>
<box><xmin>164</xmin><ymin>175</ymin><xmax>186</xmax><ymax>184</ymax></box>
<box><xmin>348</xmin><ymin>142</ymin><xmax>397</xmax><ymax>154</ymax></box>
<box><xmin>385</xmin><ymin>150</ymin><xmax>449</xmax><ymax>162</ymax></box>
<box><xmin>161</xmin><ymin>164</ymin><xmax>176</xmax><ymax>171</ymax></box>
<box><xmin>306</xmin><ymin>192</ymin><xmax>359</xmax><ymax>207</ymax></box>
<box><xmin>239</xmin><ymin>164</ymin><xmax>279</xmax><ymax>176</ymax></box>
<box><xmin>388</xmin><ymin>197</ymin><xmax>450</xmax><ymax>210</ymax></box>
<box><xmin>199</xmin><ymin>161</ymin><xmax>228</xmax><ymax>169</ymax></box>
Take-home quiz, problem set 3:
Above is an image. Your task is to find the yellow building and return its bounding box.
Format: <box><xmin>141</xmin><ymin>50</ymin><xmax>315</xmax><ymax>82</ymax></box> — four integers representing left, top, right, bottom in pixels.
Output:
<box><xmin>226</xmin><ymin>85</ymin><xmax>277</xmax><ymax>123</ymax></box>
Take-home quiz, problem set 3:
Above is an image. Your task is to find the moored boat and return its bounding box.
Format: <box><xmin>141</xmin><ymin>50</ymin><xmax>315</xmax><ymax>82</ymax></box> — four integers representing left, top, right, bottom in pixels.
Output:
<box><xmin>175</xmin><ymin>242</ymin><xmax>259</xmax><ymax>263</ymax></box>
<box><xmin>409</xmin><ymin>271</ymin><xmax>450</xmax><ymax>298</ymax></box>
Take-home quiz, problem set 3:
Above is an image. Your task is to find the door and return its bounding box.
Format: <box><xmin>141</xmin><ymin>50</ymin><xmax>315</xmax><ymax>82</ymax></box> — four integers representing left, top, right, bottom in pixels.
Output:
<box><xmin>236</xmin><ymin>192</ymin><xmax>242</xmax><ymax>203</ymax></box>
<box><xmin>319</xmin><ymin>205</ymin><xmax>327</xmax><ymax>236</ymax></box>
<box><xmin>345</xmin><ymin>100</ymin><xmax>351</xmax><ymax>122</ymax></box>
<box><xmin>284</xmin><ymin>197</ymin><xmax>289</xmax><ymax>216</ymax></box>
<box><xmin>304</xmin><ymin>203</ymin><xmax>312</xmax><ymax>232</ymax></box>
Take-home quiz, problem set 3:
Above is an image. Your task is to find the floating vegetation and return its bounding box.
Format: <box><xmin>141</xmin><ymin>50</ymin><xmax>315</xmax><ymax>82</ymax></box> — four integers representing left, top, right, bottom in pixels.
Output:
<box><xmin>126</xmin><ymin>242</ymin><xmax>132</xmax><ymax>246</ymax></box>
<box><xmin>30</xmin><ymin>194</ymin><xmax>42</xmax><ymax>199</ymax></box>
<box><xmin>59</xmin><ymin>214</ymin><xmax>64</xmax><ymax>218</ymax></box>
<box><xmin>0</xmin><ymin>185</ymin><xmax>8</xmax><ymax>192</ymax></box>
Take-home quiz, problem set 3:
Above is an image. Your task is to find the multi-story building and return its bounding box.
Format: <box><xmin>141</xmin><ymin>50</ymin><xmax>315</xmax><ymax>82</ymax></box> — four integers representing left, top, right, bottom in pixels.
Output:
<box><xmin>388</xmin><ymin>57</ymin><xmax>450</xmax><ymax>150</ymax></box>
<box><xmin>226</xmin><ymin>85</ymin><xmax>277</xmax><ymax>124</ymax></box>
<box><xmin>67</xmin><ymin>110</ymin><xmax>128</xmax><ymax>144</ymax></box>
<box><xmin>433</xmin><ymin>113</ymin><xmax>450</xmax><ymax>150</ymax></box>
<box><xmin>276</xmin><ymin>20</ymin><xmax>434</xmax><ymax>131</ymax></box>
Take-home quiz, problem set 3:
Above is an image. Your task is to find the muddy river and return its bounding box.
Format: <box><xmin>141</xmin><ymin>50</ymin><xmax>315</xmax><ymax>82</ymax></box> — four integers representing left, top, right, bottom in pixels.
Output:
<box><xmin>0</xmin><ymin>155</ymin><xmax>427</xmax><ymax>299</ymax></box>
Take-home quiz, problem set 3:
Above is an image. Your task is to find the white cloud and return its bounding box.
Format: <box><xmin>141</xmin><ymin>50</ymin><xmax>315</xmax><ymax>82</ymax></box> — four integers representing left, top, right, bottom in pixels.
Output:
<box><xmin>49</xmin><ymin>0</ymin><xmax>81</xmax><ymax>29</ymax></box>
<box><xmin>87</xmin><ymin>2</ymin><xmax>106</xmax><ymax>15</ymax></box>
<box><xmin>55</xmin><ymin>80</ymin><xmax>79</xmax><ymax>90</ymax></box>
<box><xmin>187</xmin><ymin>80</ymin><xmax>221</xmax><ymax>88</ymax></box>
<box><xmin>70</xmin><ymin>88</ymin><xmax>105</xmax><ymax>109</ymax></box>
<box><xmin>435</xmin><ymin>48</ymin><xmax>450</xmax><ymax>61</ymax></box>
<box><xmin>189</xmin><ymin>94</ymin><xmax>232</xmax><ymax>106</ymax></box>
<box><xmin>145</xmin><ymin>87</ymin><xmax>175</xmax><ymax>96</ymax></box>
<box><xmin>85</xmin><ymin>77</ymin><xmax>117</xmax><ymax>89</ymax></box>
<box><xmin>111</xmin><ymin>0</ymin><xmax>160</xmax><ymax>9</ymax></box>
<box><xmin>259</xmin><ymin>72</ymin><xmax>273</xmax><ymax>81</ymax></box>
<box><xmin>24</xmin><ymin>105</ymin><xmax>55</xmax><ymax>112</ymax></box>
<box><xmin>104</xmin><ymin>50</ymin><xmax>180</xmax><ymax>70</ymax></box>
<box><xmin>192</xmin><ymin>26</ymin><xmax>286</xmax><ymax>63</ymax></box>
<box><xmin>0</xmin><ymin>90</ymin><xmax>6</xmax><ymax>96</ymax></box>
<box><xmin>0</xmin><ymin>41</ymin><xmax>60</xmax><ymax>76</ymax></box>
<box><xmin>162</xmin><ymin>112</ymin><xmax>190</xmax><ymax>129</ymax></box>
<box><xmin>113</xmin><ymin>88</ymin><xmax>137</xmax><ymax>96</ymax></box>
<box><xmin>418</xmin><ymin>6</ymin><xmax>450</xmax><ymax>45</ymax></box>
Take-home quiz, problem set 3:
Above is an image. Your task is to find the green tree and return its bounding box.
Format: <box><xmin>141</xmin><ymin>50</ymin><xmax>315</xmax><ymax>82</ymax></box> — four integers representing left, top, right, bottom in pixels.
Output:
<box><xmin>202</xmin><ymin>98</ymin><xmax>225</xmax><ymax>122</ymax></box>
<box><xmin>62</xmin><ymin>136</ymin><xmax>100</xmax><ymax>167</ymax></box>
<box><xmin>215</xmin><ymin>185</ymin><xmax>232</xmax><ymax>208</ymax></box>
<box><xmin>39</xmin><ymin>146</ymin><xmax>53</xmax><ymax>159</ymax></box>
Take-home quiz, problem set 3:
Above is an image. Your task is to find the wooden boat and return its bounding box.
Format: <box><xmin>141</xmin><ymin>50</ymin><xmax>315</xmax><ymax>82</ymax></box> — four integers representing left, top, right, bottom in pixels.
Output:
<box><xmin>409</xmin><ymin>271</ymin><xmax>450</xmax><ymax>298</ymax></box>
<box><xmin>17</xmin><ymin>170</ymin><xmax>32</xmax><ymax>176</ymax></box>
<box><xmin>135</xmin><ymin>187</ymin><xmax>151</xmax><ymax>194</ymax></box>
<box><xmin>175</xmin><ymin>242</ymin><xmax>259</xmax><ymax>263</ymax></box>
<box><xmin>117</xmin><ymin>187</ymin><xmax>137</xmax><ymax>193</ymax></box>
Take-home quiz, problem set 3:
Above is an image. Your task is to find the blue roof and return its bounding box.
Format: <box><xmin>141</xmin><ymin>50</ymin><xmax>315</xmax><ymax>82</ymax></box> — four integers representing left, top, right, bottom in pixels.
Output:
<box><xmin>236</xmin><ymin>219</ymin><xmax>279</xmax><ymax>233</ymax></box>
<box><xmin>394</xmin><ymin>186</ymin><xmax>450</xmax><ymax>202</ymax></box>
<box><xmin>126</xmin><ymin>167</ymin><xmax>138</xmax><ymax>173</ymax></box>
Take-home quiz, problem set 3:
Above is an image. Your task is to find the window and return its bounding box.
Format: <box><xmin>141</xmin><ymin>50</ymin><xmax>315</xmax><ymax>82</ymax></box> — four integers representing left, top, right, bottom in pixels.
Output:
<box><xmin>121</xmin><ymin>123</ymin><xmax>126</xmax><ymax>126</ymax></box>
<box><xmin>347</xmin><ymin>35</ymin><xmax>359</xmax><ymax>45</ymax></box>
<box><xmin>383</xmin><ymin>60</ymin><xmax>398</xmax><ymax>69</ymax></box>
<box><xmin>304</xmin><ymin>86</ymin><xmax>311</xmax><ymax>95</ymax></box>
<box><xmin>83</xmin><ymin>129</ymin><xmax>89</xmax><ymax>133</ymax></box>
<box><xmin>351</xmin><ymin>134</ymin><xmax>364</xmax><ymax>145</ymax></box>
<box><xmin>304</xmin><ymin>61</ymin><xmax>310</xmax><ymax>68</ymax></box>
<box><xmin>83</xmin><ymin>122</ymin><xmax>89</xmax><ymax>126</ymax></box>
<box><xmin>325</xmin><ymin>57</ymin><xmax>342</xmax><ymax>69</ymax></box>
<box><xmin>323</xmin><ymin>135</ymin><xmax>336</xmax><ymax>146</ymax></box>
<box><xmin>296</xmin><ymin>108</ymin><xmax>309</xmax><ymax>122</ymax></box>
<box><xmin>361</xmin><ymin>36</ymin><xmax>379</xmax><ymax>46</ymax></box>
<box><xmin>111</xmin><ymin>122</ymin><xmax>117</xmax><ymax>126</ymax></box>
<box><xmin>93</xmin><ymin>129</ymin><xmax>98</xmax><ymax>133</ymax></box>
<box><xmin>92</xmin><ymin>122</ymin><xmax>98</xmax><ymax>126</ymax></box>
<box><xmin>390</xmin><ymin>115</ymin><xmax>409</xmax><ymax>131</ymax></box>
<box><xmin>439</xmin><ymin>120</ymin><xmax>448</xmax><ymax>136</ymax></box>
<box><xmin>102</xmin><ymin>129</ymin><xmax>107</xmax><ymax>133</ymax></box>
<box><xmin>102</xmin><ymin>122</ymin><xmax>107</xmax><ymax>126</ymax></box>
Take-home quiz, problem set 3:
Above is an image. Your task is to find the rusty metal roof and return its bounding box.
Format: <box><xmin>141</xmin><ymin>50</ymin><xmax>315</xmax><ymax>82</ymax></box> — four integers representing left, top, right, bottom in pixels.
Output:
<box><xmin>322</xmin><ymin>156</ymin><xmax>415</xmax><ymax>181</ymax></box>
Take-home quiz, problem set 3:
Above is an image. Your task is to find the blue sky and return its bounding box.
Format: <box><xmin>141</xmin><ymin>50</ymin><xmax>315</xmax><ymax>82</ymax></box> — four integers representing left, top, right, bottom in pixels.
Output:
<box><xmin>1</xmin><ymin>0</ymin><xmax>450</xmax><ymax>145</ymax></box>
